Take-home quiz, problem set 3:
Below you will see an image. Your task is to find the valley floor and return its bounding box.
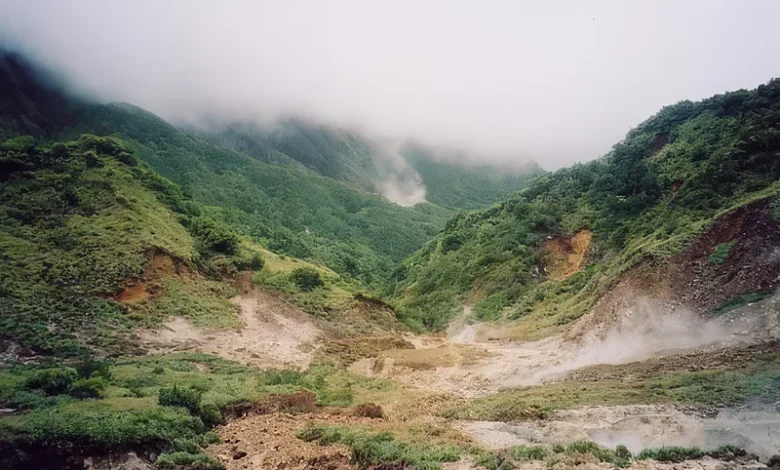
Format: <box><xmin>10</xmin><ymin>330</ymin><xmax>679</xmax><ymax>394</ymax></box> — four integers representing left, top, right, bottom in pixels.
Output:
<box><xmin>129</xmin><ymin>289</ymin><xmax>780</xmax><ymax>470</ymax></box>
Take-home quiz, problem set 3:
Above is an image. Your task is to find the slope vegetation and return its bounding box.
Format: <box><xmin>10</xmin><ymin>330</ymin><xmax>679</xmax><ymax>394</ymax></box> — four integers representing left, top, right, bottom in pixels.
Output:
<box><xmin>0</xmin><ymin>52</ymin><xmax>453</xmax><ymax>289</ymax></box>
<box><xmin>394</xmin><ymin>79</ymin><xmax>780</xmax><ymax>331</ymax></box>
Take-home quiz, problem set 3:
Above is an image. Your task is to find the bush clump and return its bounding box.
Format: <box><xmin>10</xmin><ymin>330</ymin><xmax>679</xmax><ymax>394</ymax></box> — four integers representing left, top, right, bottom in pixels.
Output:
<box><xmin>156</xmin><ymin>452</ymin><xmax>225</xmax><ymax>470</ymax></box>
<box><xmin>510</xmin><ymin>445</ymin><xmax>549</xmax><ymax>461</ymax></box>
<box><xmin>637</xmin><ymin>446</ymin><xmax>704</xmax><ymax>462</ymax></box>
<box><xmin>289</xmin><ymin>267</ymin><xmax>324</xmax><ymax>292</ymax></box>
<box><xmin>25</xmin><ymin>369</ymin><xmax>78</xmax><ymax>396</ymax></box>
<box><xmin>296</xmin><ymin>424</ymin><xmax>460</xmax><ymax>470</ymax></box>
<box><xmin>68</xmin><ymin>377</ymin><xmax>108</xmax><ymax>399</ymax></box>
<box><xmin>159</xmin><ymin>385</ymin><xmax>203</xmax><ymax>414</ymax></box>
<box><xmin>74</xmin><ymin>360</ymin><xmax>112</xmax><ymax>380</ymax></box>
<box><xmin>202</xmin><ymin>431</ymin><xmax>222</xmax><ymax>445</ymax></box>
<box><xmin>158</xmin><ymin>385</ymin><xmax>222</xmax><ymax>427</ymax></box>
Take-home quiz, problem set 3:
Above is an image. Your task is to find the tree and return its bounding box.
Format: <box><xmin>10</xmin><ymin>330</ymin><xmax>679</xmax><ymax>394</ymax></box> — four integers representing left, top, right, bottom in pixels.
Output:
<box><xmin>289</xmin><ymin>267</ymin><xmax>324</xmax><ymax>291</ymax></box>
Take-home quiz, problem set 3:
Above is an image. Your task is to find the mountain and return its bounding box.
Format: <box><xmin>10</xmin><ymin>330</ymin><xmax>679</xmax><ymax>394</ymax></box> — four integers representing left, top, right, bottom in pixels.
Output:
<box><xmin>0</xmin><ymin>52</ymin><xmax>456</xmax><ymax>289</ymax></box>
<box><xmin>393</xmin><ymin>79</ymin><xmax>780</xmax><ymax>331</ymax></box>
<box><xmin>401</xmin><ymin>142</ymin><xmax>546</xmax><ymax>210</ymax></box>
<box><xmin>200</xmin><ymin>119</ymin><xmax>544</xmax><ymax>209</ymax></box>
<box><xmin>202</xmin><ymin>119</ymin><xmax>384</xmax><ymax>192</ymax></box>
<box><xmin>3</xmin><ymin>50</ymin><xmax>780</xmax><ymax>469</ymax></box>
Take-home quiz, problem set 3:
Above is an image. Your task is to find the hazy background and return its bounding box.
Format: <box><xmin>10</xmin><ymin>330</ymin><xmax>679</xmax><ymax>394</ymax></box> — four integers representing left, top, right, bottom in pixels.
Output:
<box><xmin>2</xmin><ymin>0</ymin><xmax>780</xmax><ymax>169</ymax></box>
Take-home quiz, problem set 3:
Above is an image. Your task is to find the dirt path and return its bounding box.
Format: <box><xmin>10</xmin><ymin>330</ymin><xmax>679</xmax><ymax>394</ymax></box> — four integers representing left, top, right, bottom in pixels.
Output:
<box><xmin>139</xmin><ymin>289</ymin><xmax>320</xmax><ymax>369</ymax></box>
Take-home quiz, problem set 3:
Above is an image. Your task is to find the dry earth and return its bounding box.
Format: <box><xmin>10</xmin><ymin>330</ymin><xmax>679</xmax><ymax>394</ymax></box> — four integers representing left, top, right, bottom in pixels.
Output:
<box><xmin>139</xmin><ymin>289</ymin><xmax>320</xmax><ymax>369</ymax></box>
<box><xmin>136</xmin><ymin>282</ymin><xmax>780</xmax><ymax>469</ymax></box>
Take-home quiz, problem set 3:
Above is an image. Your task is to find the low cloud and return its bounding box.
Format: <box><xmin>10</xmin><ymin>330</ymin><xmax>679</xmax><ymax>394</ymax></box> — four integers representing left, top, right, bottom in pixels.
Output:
<box><xmin>3</xmin><ymin>1</ymin><xmax>780</xmax><ymax>169</ymax></box>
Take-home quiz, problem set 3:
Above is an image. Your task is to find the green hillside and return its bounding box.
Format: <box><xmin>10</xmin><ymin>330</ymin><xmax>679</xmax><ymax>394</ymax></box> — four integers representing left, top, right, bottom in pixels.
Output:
<box><xmin>202</xmin><ymin>120</ymin><xmax>543</xmax><ymax>210</ymax></box>
<box><xmin>393</xmin><ymin>79</ymin><xmax>780</xmax><ymax>330</ymax></box>
<box><xmin>0</xmin><ymin>134</ymin><xmax>238</xmax><ymax>356</ymax></box>
<box><xmin>204</xmin><ymin>119</ymin><xmax>383</xmax><ymax>192</ymax></box>
<box><xmin>402</xmin><ymin>143</ymin><xmax>546</xmax><ymax>210</ymax></box>
<box><xmin>0</xmin><ymin>53</ymin><xmax>454</xmax><ymax>289</ymax></box>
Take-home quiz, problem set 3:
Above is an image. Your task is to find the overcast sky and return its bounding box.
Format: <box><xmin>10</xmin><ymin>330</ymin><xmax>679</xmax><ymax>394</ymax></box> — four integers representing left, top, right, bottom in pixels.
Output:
<box><xmin>2</xmin><ymin>0</ymin><xmax>780</xmax><ymax>169</ymax></box>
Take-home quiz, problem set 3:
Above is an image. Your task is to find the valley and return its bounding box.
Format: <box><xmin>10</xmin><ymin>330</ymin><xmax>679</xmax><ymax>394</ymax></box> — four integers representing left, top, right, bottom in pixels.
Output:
<box><xmin>1</xmin><ymin>51</ymin><xmax>780</xmax><ymax>470</ymax></box>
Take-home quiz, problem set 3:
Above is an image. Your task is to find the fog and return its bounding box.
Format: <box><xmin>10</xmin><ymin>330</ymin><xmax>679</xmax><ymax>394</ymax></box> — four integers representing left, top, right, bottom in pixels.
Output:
<box><xmin>526</xmin><ymin>298</ymin><xmax>738</xmax><ymax>385</ymax></box>
<box><xmin>3</xmin><ymin>0</ymin><xmax>780</xmax><ymax>169</ymax></box>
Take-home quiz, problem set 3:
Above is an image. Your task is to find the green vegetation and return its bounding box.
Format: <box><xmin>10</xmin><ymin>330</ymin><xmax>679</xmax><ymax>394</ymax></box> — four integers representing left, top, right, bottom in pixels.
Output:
<box><xmin>475</xmin><ymin>441</ymin><xmax>634</xmax><ymax>470</ymax></box>
<box><xmin>0</xmin><ymin>135</ymin><xmax>253</xmax><ymax>355</ymax></box>
<box><xmin>474</xmin><ymin>442</ymin><xmax>749</xmax><ymax>469</ymax></box>
<box><xmin>156</xmin><ymin>451</ymin><xmax>224</xmax><ymax>470</ymax></box>
<box><xmin>297</xmin><ymin>424</ymin><xmax>462</xmax><ymax>470</ymax></box>
<box><xmin>403</xmin><ymin>144</ymin><xmax>545</xmax><ymax>210</ymax></box>
<box><xmin>207</xmin><ymin>120</ymin><xmax>543</xmax><ymax>210</ymax></box>
<box><xmin>711</xmin><ymin>291</ymin><xmax>774</xmax><ymax>316</ymax></box>
<box><xmin>59</xmin><ymin>102</ymin><xmax>453</xmax><ymax>290</ymax></box>
<box><xmin>708</xmin><ymin>240</ymin><xmax>736</xmax><ymax>264</ymax></box>
<box><xmin>0</xmin><ymin>353</ymin><xmax>384</xmax><ymax>467</ymax></box>
<box><xmin>394</xmin><ymin>79</ymin><xmax>780</xmax><ymax>331</ymax></box>
<box><xmin>636</xmin><ymin>445</ymin><xmax>745</xmax><ymax>463</ymax></box>
<box><xmin>289</xmin><ymin>267</ymin><xmax>325</xmax><ymax>292</ymax></box>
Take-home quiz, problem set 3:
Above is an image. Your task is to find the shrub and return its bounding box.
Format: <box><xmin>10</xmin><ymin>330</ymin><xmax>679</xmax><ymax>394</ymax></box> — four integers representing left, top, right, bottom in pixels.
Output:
<box><xmin>565</xmin><ymin>441</ymin><xmax>629</xmax><ymax>467</ymax></box>
<box><xmin>236</xmin><ymin>252</ymin><xmax>264</xmax><ymax>271</ymax></box>
<box><xmin>173</xmin><ymin>438</ymin><xmax>202</xmax><ymax>454</ymax></box>
<box><xmin>18</xmin><ymin>407</ymin><xmax>204</xmax><ymax>448</ymax></box>
<box><xmin>198</xmin><ymin>403</ymin><xmax>223</xmax><ymax>427</ymax></box>
<box><xmin>256</xmin><ymin>369</ymin><xmax>304</xmax><ymax>386</ymax></box>
<box><xmin>189</xmin><ymin>217</ymin><xmax>240</xmax><ymax>255</ymax></box>
<box><xmin>708</xmin><ymin>445</ymin><xmax>746</xmax><ymax>460</ymax></box>
<box><xmin>25</xmin><ymin>369</ymin><xmax>78</xmax><ymax>396</ymax></box>
<box><xmin>615</xmin><ymin>445</ymin><xmax>632</xmax><ymax>460</ymax></box>
<box><xmin>68</xmin><ymin>377</ymin><xmax>108</xmax><ymax>399</ymax></box>
<box><xmin>636</xmin><ymin>446</ymin><xmax>704</xmax><ymax>462</ymax></box>
<box><xmin>474</xmin><ymin>293</ymin><xmax>508</xmax><ymax>321</ymax></box>
<box><xmin>159</xmin><ymin>385</ymin><xmax>203</xmax><ymax>414</ymax></box>
<box><xmin>289</xmin><ymin>268</ymin><xmax>324</xmax><ymax>292</ymax></box>
<box><xmin>510</xmin><ymin>445</ymin><xmax>549</xmax><ymax>461</ymax></box>
<box><xmin>297</xmin><ymin>425</ymin><xmax>460</xmax><ymax>470</ymax></box>
<box><xmin>74</xmin><ymin>360</ymin><xmax>112</xmax><ymax>380</ymax></box>
<box><xmin>475</xmin><ymin>450</ymin><xmax>516</xmax><ymax>470</ymax></box>
<box><xmin>202</xmin><ymin>431</ymin><xmax>221</xmax><ymax>445</ymax></box>
<box><xmin>156</xmin><ymin>452</ymin><xmax>225</xmax><ymax>470</ymax></box>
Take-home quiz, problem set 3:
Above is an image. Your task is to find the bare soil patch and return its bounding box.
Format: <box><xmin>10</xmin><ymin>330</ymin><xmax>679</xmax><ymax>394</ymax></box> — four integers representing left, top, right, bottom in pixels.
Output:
<box><xmin>139</xmin><ymin>289</ymin><xmax>321</xmax><ymax>369</ymax></box>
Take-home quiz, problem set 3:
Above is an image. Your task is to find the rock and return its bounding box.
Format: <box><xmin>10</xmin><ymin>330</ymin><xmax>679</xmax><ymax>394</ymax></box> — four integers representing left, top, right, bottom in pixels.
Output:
<box><xmin>353</xmin><ymin>403</ymin><xmax>385</xmax><ymax>419</ymax></box>
<box><xmin>232</xmin><ymin>450</ymin><xmax>248</xmax><ymax>460</ymax></box>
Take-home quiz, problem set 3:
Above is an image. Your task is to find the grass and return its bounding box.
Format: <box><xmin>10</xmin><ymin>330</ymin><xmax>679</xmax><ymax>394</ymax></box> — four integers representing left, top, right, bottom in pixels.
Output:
<box><xmin>474</xmin><ymin>441</ymin><xmax>631</xmax><ymax>470</ymax></box>
<box><xmin>128</xmin><ymin>277</ymin><xmax>239</xmax><ymax>328</ymax></box>
<box><xmin>711</xmin><ymin>291</ymin><xmax>774</xmax><ymax>316</ymax></box>
<box><xmin>0</xmin><ymin>353</ymin><xmax>396</xmax><ymax>468</ymax></box>
<box><xmin>636</xmin><ymin>445</ymin><xmax>745</xmax><ymax>463</ymax></box>
<box><xmin>708</xmin><ymin>240</ymin><xmax>737</xmax><ymax>264</ymax></box>
<box><xmin>156</xmin><ymin>451</ymin><xmax>224</xmax><ymax>470</ymax></box>
<box><xmin>473</xmin><ymin>442</ymin><xmax>748</xmax><ymax>469</ymax></box>
<box><xmin>445</xmin><ymin>362</ymin><xmax>780</xmax><ymax>421</ymax></box>
<box><xmin>297</xmin><ymin>424</ymin><xmax>463</xmax><ymax>470</ymax></box>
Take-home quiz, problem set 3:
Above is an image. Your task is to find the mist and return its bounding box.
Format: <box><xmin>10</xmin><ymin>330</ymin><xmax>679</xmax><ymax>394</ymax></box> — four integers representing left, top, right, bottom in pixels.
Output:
<box><xmin>3</xmin><ymin>1</ymin><xmax>780</xmax><ymax>169</ymax></box>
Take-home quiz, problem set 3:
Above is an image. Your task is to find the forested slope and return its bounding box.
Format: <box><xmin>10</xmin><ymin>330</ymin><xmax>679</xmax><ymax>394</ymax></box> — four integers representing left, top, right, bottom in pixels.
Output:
<box><xmin>0</xmin><ymin>53</ymin><xmax>454</xmax><ymax>288</ymax></box>
<box><xmin>394</xmin><ymin>79</ymin><xmax>780</xmax><ymax>331</ymax></box>
<box><xmin>201</xmin><ymin>120</ymin><xmax>544</xmax><ymax>210</ymax></box>
<box><xmin>402</xmin><ymin>143</ymin><xmax>545</xmax><ymax>210</ymax></box>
